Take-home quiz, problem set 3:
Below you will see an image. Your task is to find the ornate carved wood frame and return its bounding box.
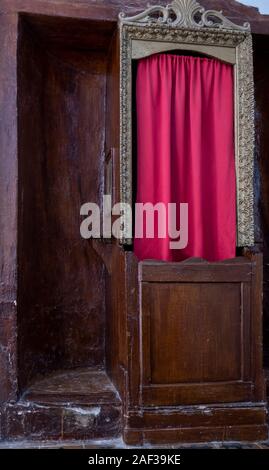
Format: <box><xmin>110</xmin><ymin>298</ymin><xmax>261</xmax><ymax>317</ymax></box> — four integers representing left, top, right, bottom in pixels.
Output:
<box><xmin>119</xmin><ymin>0</ymin><xmax>254</xmax><ymax>247</ymax></box>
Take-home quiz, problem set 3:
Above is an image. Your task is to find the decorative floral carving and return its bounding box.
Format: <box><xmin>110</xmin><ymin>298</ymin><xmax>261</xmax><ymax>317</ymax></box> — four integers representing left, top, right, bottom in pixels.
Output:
<box><xmin>119</xmin><ymin>0</ymin><xmax>250</xmax><ymax>32</ymax></box>
<box><xmin>236</xmin><ymin>34</ymin><xmax>255</xmax><ymax>246</ymax></box>
<box><xmin>119</xmin><ymin>2</ymin><xmax>254</xmax><ymax>247</ymax></box>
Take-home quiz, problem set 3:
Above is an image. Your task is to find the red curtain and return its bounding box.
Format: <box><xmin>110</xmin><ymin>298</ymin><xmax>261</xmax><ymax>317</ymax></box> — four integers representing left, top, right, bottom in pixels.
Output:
<box><xmin>134</xmin><ymin>54</ymin><xmax>236</xmax><ymax>262</ymax></box>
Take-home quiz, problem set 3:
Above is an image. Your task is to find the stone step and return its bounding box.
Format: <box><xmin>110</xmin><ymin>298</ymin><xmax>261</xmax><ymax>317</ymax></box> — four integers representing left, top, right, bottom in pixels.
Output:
<box><xmin>1</xmin><ymin>368</ymin><xmax>122</xmax><ymax>441</ymax></box>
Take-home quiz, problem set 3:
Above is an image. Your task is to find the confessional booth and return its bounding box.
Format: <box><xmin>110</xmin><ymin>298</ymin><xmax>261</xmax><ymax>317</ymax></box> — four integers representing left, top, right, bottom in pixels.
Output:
<box><xmin>0</xmin><ymin>0</ymin><xmax>267</xmax><ymax>444</ymax></box>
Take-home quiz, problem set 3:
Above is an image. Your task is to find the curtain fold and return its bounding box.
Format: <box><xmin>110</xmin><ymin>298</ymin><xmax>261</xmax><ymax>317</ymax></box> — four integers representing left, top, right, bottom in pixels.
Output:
<box><xmin>134</xmin><ymin>54</ymin><xmax>236</xmax><ymax>262</ymax></box>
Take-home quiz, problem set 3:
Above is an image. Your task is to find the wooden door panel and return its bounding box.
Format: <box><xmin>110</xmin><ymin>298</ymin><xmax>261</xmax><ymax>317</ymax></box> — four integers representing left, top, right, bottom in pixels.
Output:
<box><xmin>143</xmin><ymin>282</ymin><xmax>243</xmax><ymax>384</ymax></box>
<box><xmin>140</xmin><ymin>260</ymin><xmax>252</xmax><ymax>406</ymax></box>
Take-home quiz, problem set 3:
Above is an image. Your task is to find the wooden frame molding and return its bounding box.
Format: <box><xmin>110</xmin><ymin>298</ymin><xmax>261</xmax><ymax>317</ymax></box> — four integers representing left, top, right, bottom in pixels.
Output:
<box><xmin>119</xmin><ymin>0</ymin><xmax>255</xmax><ymax>247</ymax></box>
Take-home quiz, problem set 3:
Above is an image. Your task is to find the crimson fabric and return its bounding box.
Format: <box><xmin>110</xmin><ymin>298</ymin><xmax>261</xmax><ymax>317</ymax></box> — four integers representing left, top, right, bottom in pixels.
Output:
<box><xmin>134</xmin><ymin>54</ymin><xmax>236</xmax><ymax>262</ymax></box>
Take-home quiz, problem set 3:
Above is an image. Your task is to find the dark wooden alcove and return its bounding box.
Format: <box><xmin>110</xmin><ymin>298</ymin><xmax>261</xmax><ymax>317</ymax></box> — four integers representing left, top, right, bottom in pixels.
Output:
<box><xmin>16</xmin><ymin>14</ymin><xmax>121</xmax><ymax>438</ymax></box>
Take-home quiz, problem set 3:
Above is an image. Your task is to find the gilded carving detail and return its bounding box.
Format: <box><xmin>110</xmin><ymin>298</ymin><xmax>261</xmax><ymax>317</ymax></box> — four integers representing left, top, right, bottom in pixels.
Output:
<box><xmin>119</xmin><ymin>0</ymin><xmax>250</xmax><ymax>31</ymax></box>
<box><xmin>119</xmin><ymin>1</ymin><xmax>254</xmax><ymax>247</ymax></box>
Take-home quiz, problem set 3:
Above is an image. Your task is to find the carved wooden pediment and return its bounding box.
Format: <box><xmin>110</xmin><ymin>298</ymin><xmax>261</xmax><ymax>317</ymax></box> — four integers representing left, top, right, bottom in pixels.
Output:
<box><xmin>119</xmin><ymin>0</ymin><xmax>250</xmax><ymax>31</ymax></box>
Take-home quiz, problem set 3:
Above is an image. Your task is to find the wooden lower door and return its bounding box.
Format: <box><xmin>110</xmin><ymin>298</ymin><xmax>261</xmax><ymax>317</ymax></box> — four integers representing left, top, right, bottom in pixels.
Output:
<box><xmin>140</xmin><ymin>258</ymin><xmax>254</xmax><ymax>407</ymax></box>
